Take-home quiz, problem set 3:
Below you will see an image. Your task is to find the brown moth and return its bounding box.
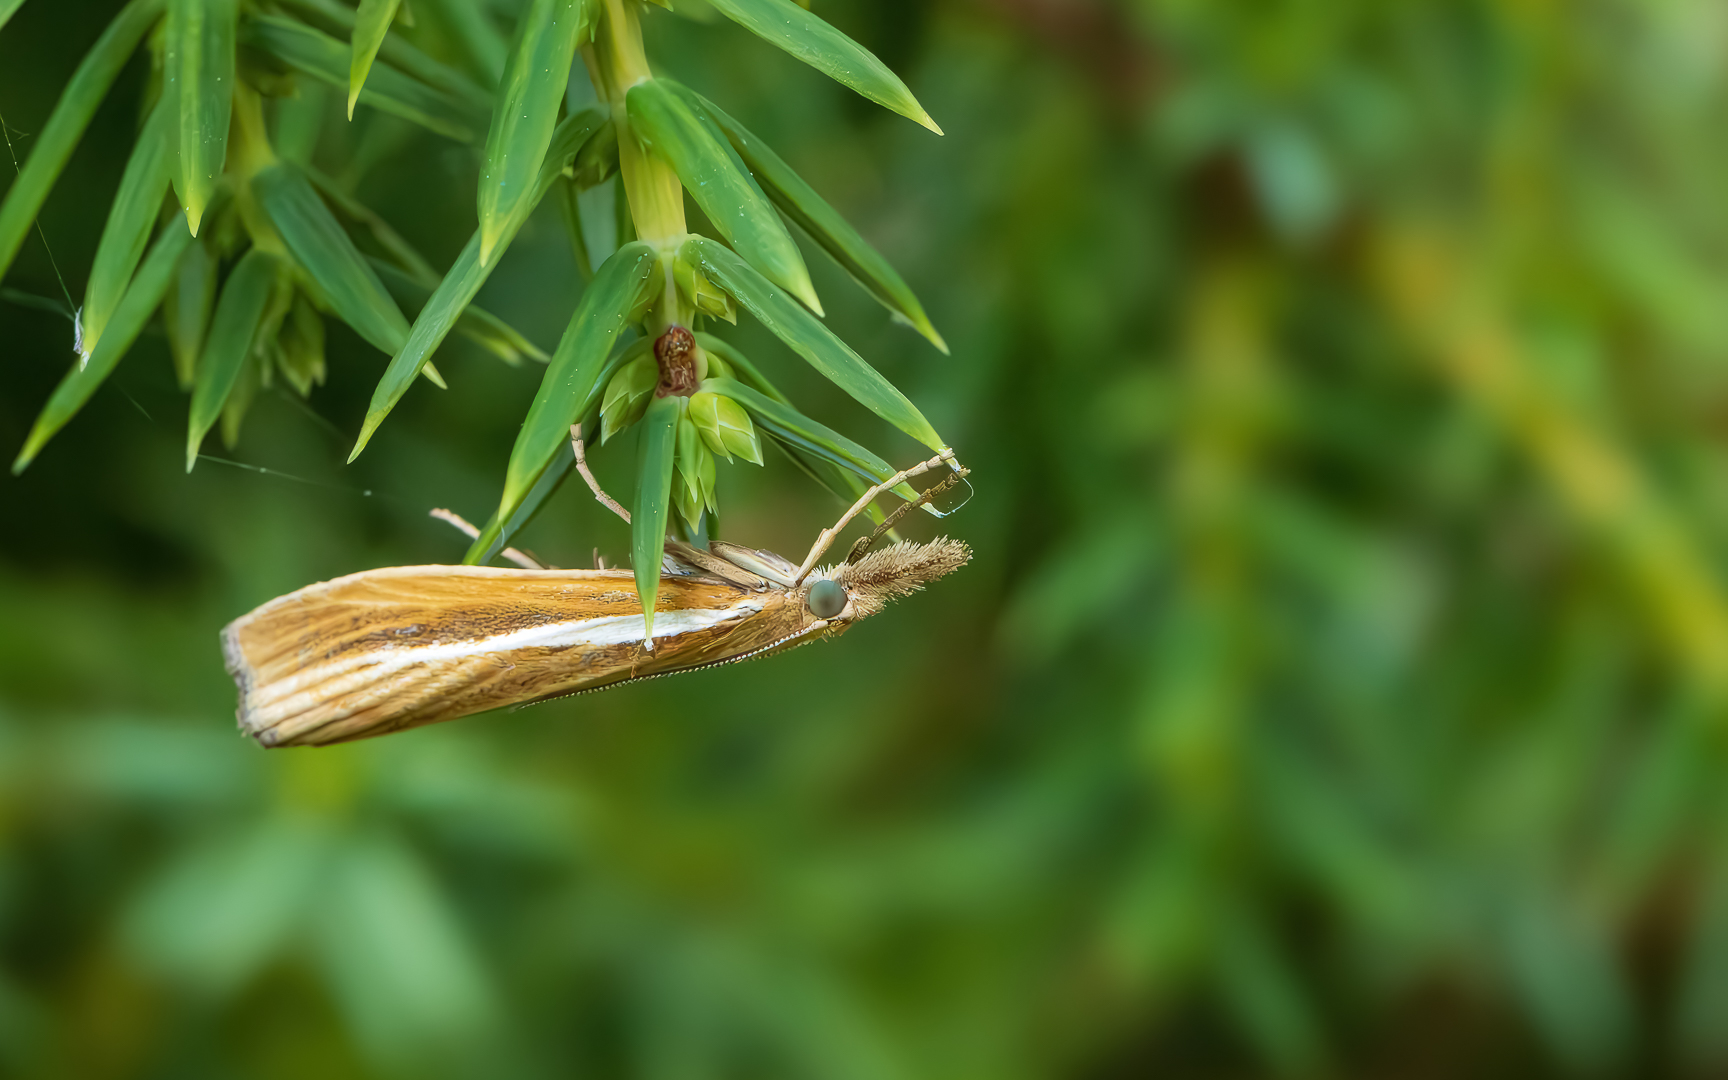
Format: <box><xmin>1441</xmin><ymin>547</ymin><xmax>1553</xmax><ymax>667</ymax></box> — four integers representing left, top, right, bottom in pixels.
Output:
<box><xmin>221</xmin><ymin>445</ymin><xmax>971</xmax><ymax>748</ymax></box>
<box><xmin>221</xmin><ymin>537</ymin><xmax>969</xmax><ymax>747</ymax></box>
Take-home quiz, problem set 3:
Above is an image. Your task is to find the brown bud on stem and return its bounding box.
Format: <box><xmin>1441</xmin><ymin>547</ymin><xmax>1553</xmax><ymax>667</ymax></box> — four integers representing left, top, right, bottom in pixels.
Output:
<box><xmin>654</xmin><ymin>325</ymin><xmax>700</xmax><ymax>397</ymax></box>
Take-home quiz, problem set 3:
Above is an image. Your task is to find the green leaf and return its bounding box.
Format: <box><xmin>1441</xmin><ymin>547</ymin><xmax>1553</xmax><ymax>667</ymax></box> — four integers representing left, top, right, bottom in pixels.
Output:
<box><xmin>277</xmin><ymin>292</ymin><xmax>326</xmax><ymax>395</ymax></box>
<box><xmin>0</xmin><ymin>0</ymin><xmax>25</xmax><ymax>34</ymax></box>
<box><xmin>693</xmin><ymin>331</ymin><xmax>882</xmax><ymax>519</ymax></box>
<box><xmin>625</xmin><ymin>79</ymin><xmax>817</xmax><ymax>312</ymax></box>
<box><xmin>81</xmin><ymin>98</ymin><xmax>173</xmax><ymax>357</ymax></box>
<box><xmin>253</xmin><ymin>162</ymin><xmax>409</xmax><ymax>354</ymax></box>
<box><xmin>700</xmin><ymin>375</ymin><xmax>915</xmax><ymax>501</ymax></box>
<box><xmin>673</xmin><ymin>412</ymin><xmax>712</xmax><ymax>530</ymax></box>
<box><xmin>303</xmin><ymin>165</ymin><xmax>438</xmax><ymax>283</ymax></box>
<box><xmin>571</xmin><ymin>120</ymin><xmax>618</xmax><ymax>189</ymax></box>
<box><xmin>163</xmin><ymin>236</ymin><xmax>216</xmax><ymax>389</ymax></box>
<box><xmin>348</xmin><ymin>0</ymin><xmax>404</xmax><ymax>119</ymax></box>
<box><xmin>352</xmin><ymin>107</ymin><xmax>606</xmax><ymax>458</ymax></box>
<box><xmin>165</xmin><ymin>0</ymin><xmax>237</xmax><ymax>236</ymax></box>
<box><xmin>0</xmin><ymin>0</ymin><xmax>163</xmax><ymax>283</ymax></box>
<box><xmin>241</xmin><ymin>14</ymin><xmax>481</xmax><ymax>143</ymax></box>
<box><xmin>599</xmin><ymin>348</ymin><xmax>657</xmax><ymax>443</ymax></box>
<box><xmin>701</xmin><ymin>0</ymin><xmax>940</xmax><ymax>133</ymax></box>
<box><xmin>12</xmin><ymin>226</ymin><xmax>192</xmax><ymax>473</ymax></box>
<box><xmin>367</xmin><ymin>256</ymin><xmax>547</xmax><ymax>365</ymax></box>
<box><xmin>219</xmin><ymin>345</ymin><xmax>263</xmax><ymax>448</ymax></box>
<box><xmin>633</xmin><ymin>394</ymin><xmax>681</xmax><ymax>642</ymax></box>
<box><xmin>683</xmin><ymin>235</ymin><xmax>945</xmax><ymax>451</ymax></box>
<box><xmin>411</xmin><ymin>0</ymin><xmax>506</xmax><ymax>86</ymax></box>
<box><xmin>694</xmin><ymin>331</ymin><xmax>789</xmax><ymax>404</ymax></box>
<box><xmin>465</xmin><ymin>438</ymin><xmax>575</xmax><ymax>566</ymax></box>
<box><xmin>674</xmin><ymin>83</ymin><xmax>946</xmax><ymax>352</ymax></box>
<box><xmin>275</xmin><ymin>0</ymin><xmax>491</xmax><ymax>108</ymax></box>
<box><xmin>476</xmin><ymin>0</ymin><xmax>587</xmax><ymax>265</ymax></box>
<box><xmin>466</xmin><ymin>242</ymin><xmax>658</xmax><ymax>561</ymax></box>
<box><xmin>186</xmin><ymin>249</ymin><xmax>278</xmax><ymax>471</ymax></box>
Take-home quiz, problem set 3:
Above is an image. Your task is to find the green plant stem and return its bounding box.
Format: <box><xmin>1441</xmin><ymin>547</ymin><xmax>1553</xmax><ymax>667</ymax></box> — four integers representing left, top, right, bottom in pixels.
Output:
<box><xmin>585</xmin><ymin>0</ymin><xmax>686</xmax><ymax>334</ymax></box>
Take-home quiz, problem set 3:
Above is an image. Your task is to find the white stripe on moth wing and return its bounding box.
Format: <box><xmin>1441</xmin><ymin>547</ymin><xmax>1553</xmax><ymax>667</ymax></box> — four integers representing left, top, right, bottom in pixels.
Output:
<box><xmin>246</xmin><ymin>598</ymin><xmax>765</xmax><ymax>716</ymax></box>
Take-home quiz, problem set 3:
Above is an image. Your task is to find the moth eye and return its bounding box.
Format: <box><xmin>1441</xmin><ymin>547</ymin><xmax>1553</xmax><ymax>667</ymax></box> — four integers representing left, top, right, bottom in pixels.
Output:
<box><xmin>807</xmin><ymin>579</ymin><xmax>846</xmax><ymax>619</ymax></box>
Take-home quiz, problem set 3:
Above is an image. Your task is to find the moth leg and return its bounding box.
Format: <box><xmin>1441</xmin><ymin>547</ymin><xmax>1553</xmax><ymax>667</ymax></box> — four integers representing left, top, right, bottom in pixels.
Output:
<box><xmin>570</xmin><ymin>424</ymin><xmax>631</xmax><ymax>524</ymax></box>
<box><xmin>427</xmin><ymin>508</ymin><xmax>552</xmax><ymax>570</ymax></box>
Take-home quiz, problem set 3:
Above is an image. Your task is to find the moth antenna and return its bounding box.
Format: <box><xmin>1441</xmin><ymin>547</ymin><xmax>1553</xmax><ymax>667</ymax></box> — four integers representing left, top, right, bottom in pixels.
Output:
<box><xmin>571</xmin><ymin>424</ymin><xmax>631</xmax><ymax>524</ymax></box>
<box><xmin>428</xmin><ymin>508</ymin><xmax>549</xmax><ymax>570</ymax></box>
<box><xmin>846</xmin><ymin>469</ymin><xmax>970</xmax><ymax>565</ymax></box>
<box><xmin>791</xmin><ymin>449</ymin><xmax>959</xmax><ymax>586</ymax></box>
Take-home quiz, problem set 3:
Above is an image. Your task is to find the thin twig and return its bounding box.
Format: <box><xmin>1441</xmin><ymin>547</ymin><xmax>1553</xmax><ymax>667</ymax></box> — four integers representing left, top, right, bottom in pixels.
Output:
<box><xmin>791</xmin><ymin>449</ymin><xmax>956</xmax><ymax>586</ymax></box>
<box><xmin>571</xmin><ymin>424</ymin><xmax>630</xmax><ymax>524</ymax></box>
<box><xmin>429</xmin><ymin>508</ymin><xmax>547</xmax><ymax>570</ymax></box>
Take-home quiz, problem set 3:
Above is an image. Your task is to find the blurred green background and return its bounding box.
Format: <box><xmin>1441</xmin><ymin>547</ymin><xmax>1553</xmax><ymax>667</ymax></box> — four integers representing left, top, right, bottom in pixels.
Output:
<box><xmin>8</xmin><ymin>0</ymin><xmax>1728</xmax><ymax>1075</ymax></box>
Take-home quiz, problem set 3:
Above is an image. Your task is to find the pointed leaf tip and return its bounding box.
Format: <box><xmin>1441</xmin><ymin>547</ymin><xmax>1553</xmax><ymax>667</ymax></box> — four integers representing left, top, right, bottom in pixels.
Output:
<box><xmin>702</xmin><ymin>0</ymin><xmax>938</xmax><ymax>132</ymax></box>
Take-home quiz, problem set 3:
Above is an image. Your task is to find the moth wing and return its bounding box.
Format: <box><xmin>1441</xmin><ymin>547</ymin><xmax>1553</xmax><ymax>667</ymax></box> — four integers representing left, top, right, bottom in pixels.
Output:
<box><xmin>222</xmin><ymin>565</ymin><xmax>758</xmax><ymax>747</ymax></box>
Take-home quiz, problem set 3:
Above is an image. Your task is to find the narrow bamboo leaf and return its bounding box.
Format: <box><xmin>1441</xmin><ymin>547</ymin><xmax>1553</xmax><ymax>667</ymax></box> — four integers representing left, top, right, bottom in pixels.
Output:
<box><xmin>701</xmin><ymin>0</ymin><xmax>941</xmax><ymax>133</ymax></box>
<box><xmin>278</xmin><ymin>292</ymin><xmax>326</xmax><ymax>394</ymax></box>
<box><xmin>304</xmin><ymin>164</ymin><xmax>438</xmax><ymax>282</ymax></box>
<box><xmin>625</xmin><ymin>79</ymin><xmax>817</xmax><ymax>312</ymax></box>
<box><xmin>695</xmin><ymin>333</ymin><xmax>888</xmax><ymax>523</ymax></box>
<box><xmin>187</xmin><ymin>249</ymin><xmax>277</xmax><ymax>470</ymax></box>
<box><xmin>220</xmin><ymin>347</ymin><xmax>263</xmax><ymax>447</ymax></box>
<box><xmin>82</xmin><ymin>99</ymin><xmax>173</xmax><ymax>356</ymax></box>
<box><xmin>241</xmin><ymin>15</ymin><xmax>480</xmax><ymax>143</ymax></box>
<box><xmin>164</xmin><ymin>235</ymin><xmax>215</xmax><ymax>388</ymax></box>
<box><xmin>253</xmin><ymin>162</ymin><xmax>409</xmax><ymax>354</ymax></box>
<box><xmin>0</xmin><ymin>0</ymin><xmax>163</xmax><ymax>283</ymax></box>
<box><xmin>348</xmin><ymin>0</ymin><xmax>404</xmax><ymax>119</ymax></box>
<box><xmin>0</xmin><ymin>0</ymin><xmax>25</xmax><ymax>35</ymax></box>
<box><xmin>352</xmin><ymin>108</ymin><xmax>605</xmax><ymax>457</ymax></box>
<box><xmin>12</xmin><ymin>226</ymin><xmax>191</xmax><ymax>473</ymax></box>
<box><xmin>476</xmin><ymin>0</ymin><xmax>586</xmax><ymax>264</ymax></box>
<box><xmin>367</xmin><ymin>255</ymin><xmax>547</xmax><ymax>364</ymax></box>
<box><xmin>275</xmin><ymin>0</ymin><xmax>492</xmax><ymax>107</ymax></box>
<box><xmin>700</xmin><ymin>376</ymin><xmax>914</xmax><ymax>502</ymax></box>
<box><xmin>166</xmin><ymin>0</ymin><xmax>237</xmax><ymax>236</ymax></box>
<box><xmin>676</xmin><ymin>84</ymin><xmax>945</xmax><ymax>351</ymax></box>
<box><xmin>633</xmin><ymin>395</ymin><xmax>681</xmax><ymax>641</ymax></box>
<box><xmin>684</xmin><ymin>235</ymin><xmax>945</xmax><ymax>451</ymax></box>
<box><xmin>695</xmin><ymin>331</ymin><xmax>789</xmax><ymax>404</ymax></box>
<box><xmin>556</xmin><ymin>177</ymin><xmax>593</xmax><ymax>282</ymax></box>
<box><xmin>479</xmin><ymin>242</ymin><xmax>657</xmax><ymax>552</ymax></box>
<box><xmin>412</xmin><ymin>0</ymin><xmax>506</xmax><ymax>87</ymax></box>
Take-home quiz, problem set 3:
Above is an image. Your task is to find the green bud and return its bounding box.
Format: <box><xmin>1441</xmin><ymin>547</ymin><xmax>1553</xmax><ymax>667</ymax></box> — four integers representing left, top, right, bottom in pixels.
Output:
<box><xmin>673</xmin><ymin>413</ymin><xmax>715</xmax><ymax>531</ymax></box>
<box><xmin>675</xmin><ymin>249</ymin><xmax>737</xmax><ymax>324</ymax></box>
<box><xmin>572</xmin><ymin>121</ymin><xmax>618</xmax><ymax>189</ymax></box>
<box><xmin>687</xmin><ymin>391</ymin><xmax>763</xmax><ymax>466</ymax></box>
<box><xmin>600</xmin><ymin>354</ymin><xmax>658</xmax><ymax>443</ymax></box>
<box><xmin>277</xmin><ymin>293</ymin><xmax>326</xmax><ymax>397</ymax></box>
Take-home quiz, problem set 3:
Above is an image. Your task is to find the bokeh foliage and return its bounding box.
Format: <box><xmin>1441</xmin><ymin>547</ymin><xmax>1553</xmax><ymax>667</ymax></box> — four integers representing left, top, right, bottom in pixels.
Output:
<box><xmin>8</xmin><ymin>0</ymin><xmax>1728</xmax><ymax>1076</ymax></box>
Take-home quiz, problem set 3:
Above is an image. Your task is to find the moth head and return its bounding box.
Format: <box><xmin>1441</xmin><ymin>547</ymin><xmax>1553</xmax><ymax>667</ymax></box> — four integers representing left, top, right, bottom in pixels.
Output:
<box><xmin>797</xmin><ymin>537</ymin><xmax>972</xmax><ymax>625</ymax></box>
